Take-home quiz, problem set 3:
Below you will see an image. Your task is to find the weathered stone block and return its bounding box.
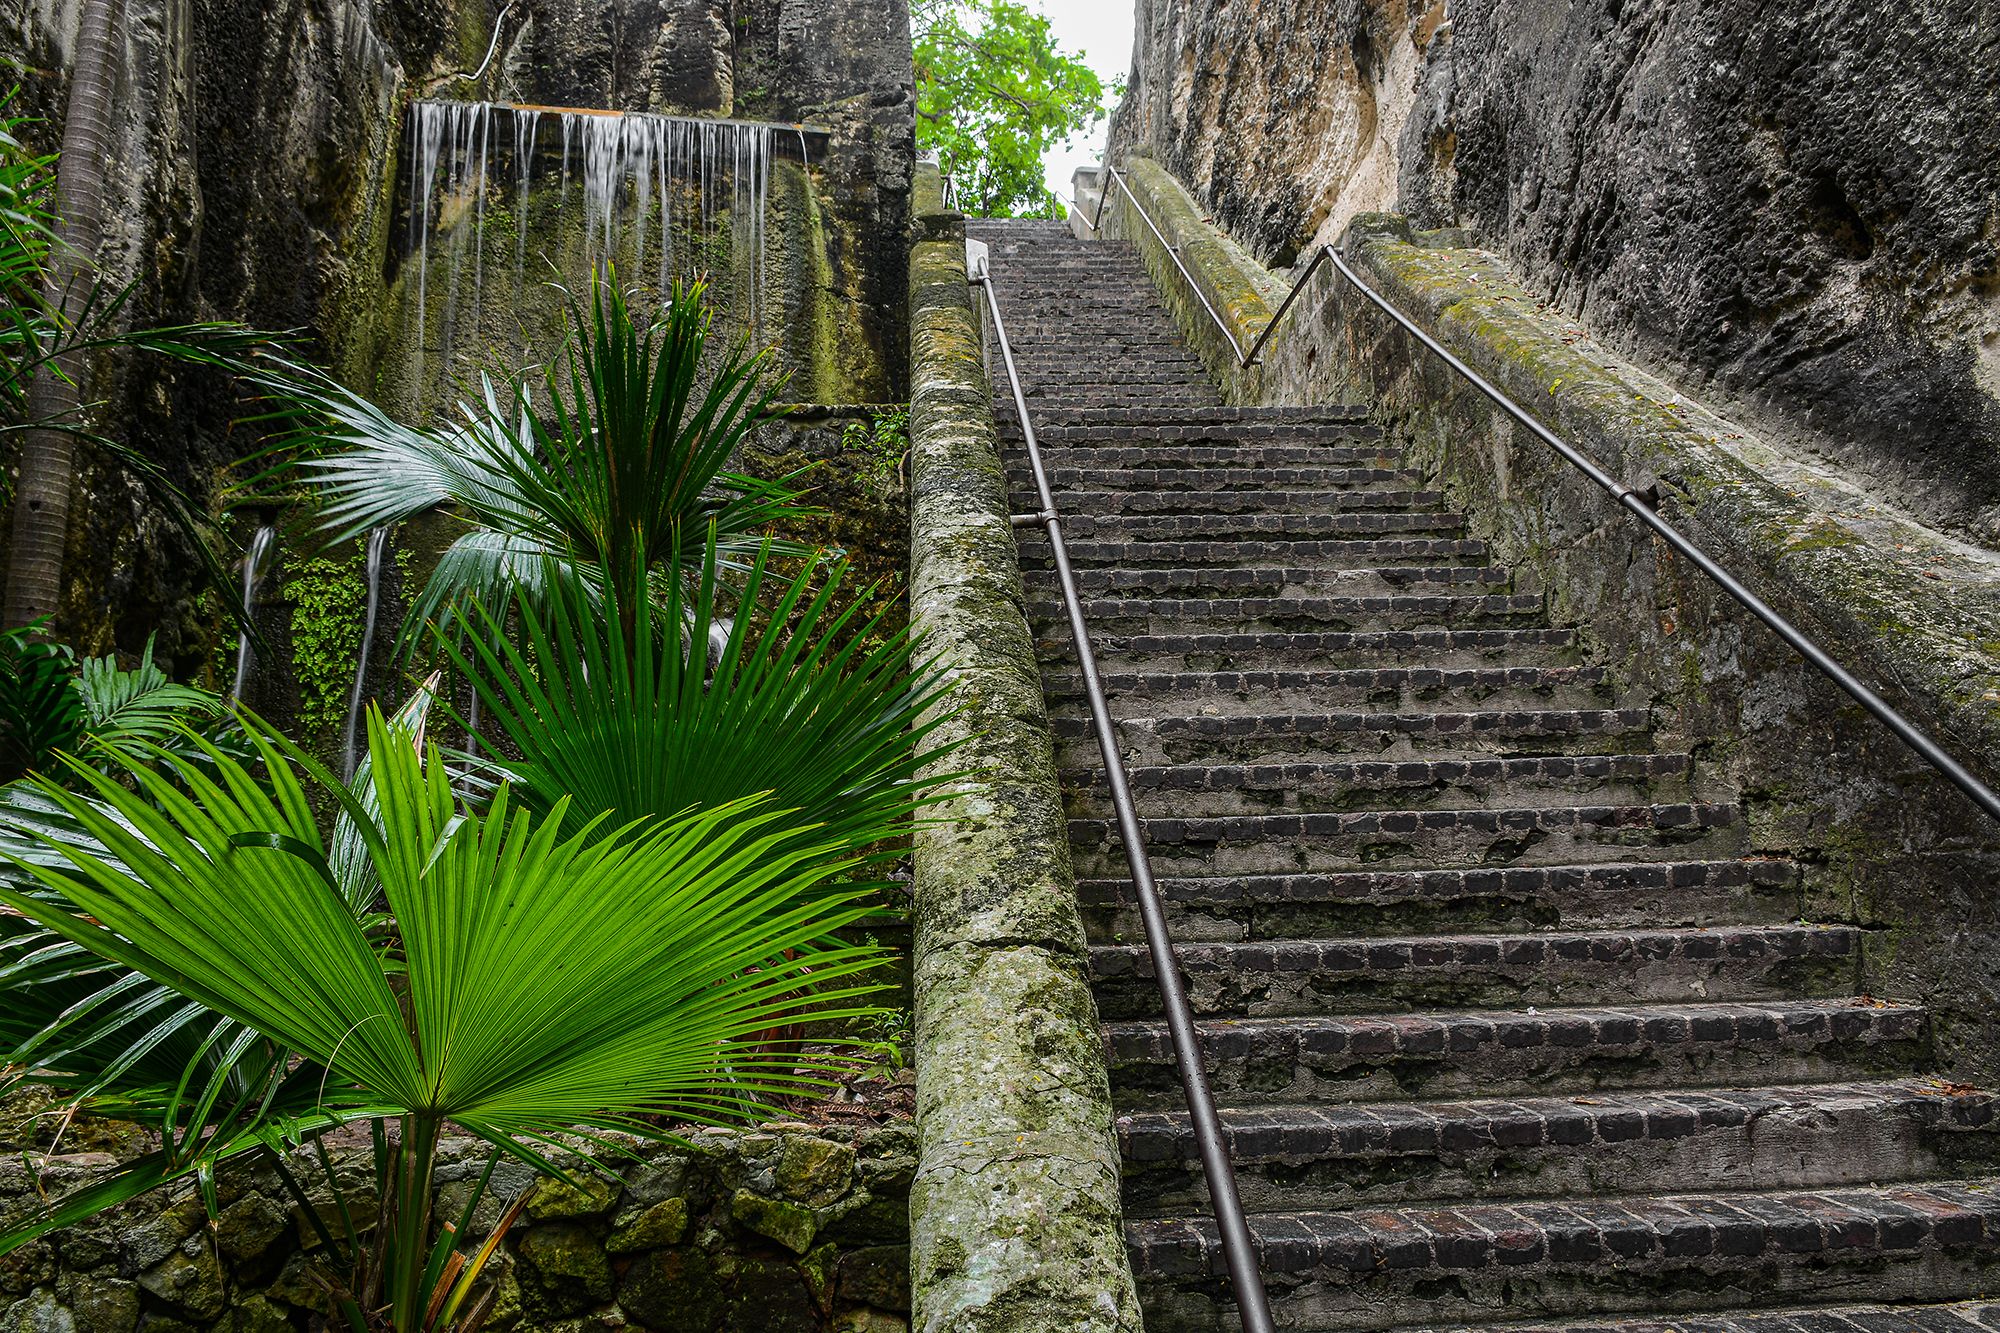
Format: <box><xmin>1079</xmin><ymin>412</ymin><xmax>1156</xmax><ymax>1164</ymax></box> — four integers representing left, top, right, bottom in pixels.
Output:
<box><xmin>835</xmin><ymin>1246</ymin><xmax>910</xmax><ymax>1313</ymax></box>
<box><xmin>514</xmin><ymin>1223</ymin><xmax>615</xmax><ymax>1314</ymax></box>
<box><xmin>605</xmin><ymin>1197</ymin><xmax>690</xmax><ymax>1255</ymax></box>
<box><xmin>137</xmin><ymin>1247</ymin><xmax>226</xmax><ymax>1322</ymax></box>
<box><xmin>524</xmin><ymin>1175</ymin><xmax>619</xmax><ymax>1223</ymax></box>
<box><xmin>730</xmin><ymin>1190</ymin><xmax>817</xmax><ymax>1254</ymax></box>
<box><xmin>617</xmin><ymin>1247</ymin><xmax>726</xmax><ymax>1332</ymax></box>
<box><xmin>774</xmin><ymin>1138</ymin><xmax>855</xmax><ymax>1207</ymax></box>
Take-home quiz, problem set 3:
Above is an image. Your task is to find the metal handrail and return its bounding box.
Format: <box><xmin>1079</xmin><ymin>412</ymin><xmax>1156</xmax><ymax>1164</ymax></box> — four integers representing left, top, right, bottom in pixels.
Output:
<box><xmin>968</xmin><ymin>259</ymin><xmax>1278</xmax><ymax>1333</ymax></box>
<box><xmin>1072</xmin><ymin>162</ymin><xmax>2000</xmax><ymax>824</ymax></box>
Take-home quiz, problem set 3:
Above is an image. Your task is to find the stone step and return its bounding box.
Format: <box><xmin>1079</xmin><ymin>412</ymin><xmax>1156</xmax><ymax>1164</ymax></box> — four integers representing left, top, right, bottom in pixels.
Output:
<box><xmin>1419</xmin><ymin>1301</ymin><xmax>2000</xmax><ymax>1333</ymax></box>
<box><xmin>1025</xmin><ymin>565</ymin><xmax>1516</xmax><ymax>604</ymax></box>
<box><xmin>1042</xmin><ymin>664</ymin><xmax>1601</xmax><ymax>711</ymax></box>
<box><xmin>1064</xmin><ymin>753</ymin><xmax>1697</xmax><ymax>818</ymax></box>
<box><xmin>1013</xmin><ymin>464</ymin><xmax>1425</xmax><ymax>493</ymax></box>
<box><xmin>1043</xmin><ymin>626</ymin><xmax>1581</xmax><ymax>673</ymax></box>
<box><xmin>1088</xmin><ymin>923</ymin><xmax>1861</xmax><ymax>1019</ymax></box>
<box><xmin>1000</xmin><ymin>404</ymin><xmax>1372</xmax><ymax>428</ymax></box>
<box><xmin>1023</xmin><ymin>421</ymin><xmax>1383</xmax><ymax>445</ymax></box>
<box><xmin>1037</xmin><ymin>488</ymin><xmax>1446</xmax><ymax>517</ymax></box>
<box><xmin>1101</xmin><ymin>998</ymin><xmax>1931</xmax><ymax>1110</ymax></box>
<box><xmin>1017</xmin><ymin>536</ymin><xmax>1489</xmax><ymax>571</ymax></box>
<box><xmin>1046</xmin><ymin>509</ymin><xmax>1470</xmax><ymax>543</ymax></box>
<box><xmin>1019</xmin><ymin>444</ymin><xmax>1401</xmax><ymax>470</ymax></box>
<box><xmin>1126</xmin><ymin>1181</ymin><xmax>2000</xmax><ymax>1330</ymax></box>
<box><xmin>1027</xmin><ymin>594</ymin><xmax>1548</xmax><ymax>641</ymax></box>
<box><xmin>1116</xmin><ymin>1082</ymin><xmax>2000</xmax><ymax>1216</ymax></box>
<box><xmin>1011</xmin><ymin>392</ymin><xmax>1223</xmax><ymax>411</ymax></box>
<box><xmin>1051</xmin><ymin>707</ymin><xmax>1655</xmax><ymax>769</ymax></box>
<box><xmin>1077</xmin><ymin>860</ymin><xmax>1804</xmax><ymax>944</ymax></box>
<box><xmin>1065</xmin><ymin>802</ymin><xmax>1741</xmax><ymax>877</ymax></box>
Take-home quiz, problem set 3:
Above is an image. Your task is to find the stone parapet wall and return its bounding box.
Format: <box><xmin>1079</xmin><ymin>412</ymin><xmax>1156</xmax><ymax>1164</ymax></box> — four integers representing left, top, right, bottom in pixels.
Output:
<box><xmin>1094</xmin><ymin>159</ymin><xmax>2000</xmax><ymax>1078</ymax></box>
<box><xmin>0</xmin><ymin>1114</ymin><xmax>914</xmax><ymax>1333</ymax></box>
<box><xmin>903</xmin><ymin>163</ymin><xmax>1142</xmax><ymax>1333</ymax></box>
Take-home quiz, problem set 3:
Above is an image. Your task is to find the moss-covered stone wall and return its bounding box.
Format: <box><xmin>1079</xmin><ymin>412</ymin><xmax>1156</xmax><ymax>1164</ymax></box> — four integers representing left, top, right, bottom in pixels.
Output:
<box><xmin>1097</xmin><ymin>157</ymin><xmax>2000</xmax><ymax>1079</ymax></box>
<box><xmin>0</xmin><ymin>1108</ymin><xmax>915</xmax><ymax>1333</ymax></box>
<box><xmin>904</xmin><ymin>164</ymin><xmax>1142</xmax><ymax>1333</ymax></box>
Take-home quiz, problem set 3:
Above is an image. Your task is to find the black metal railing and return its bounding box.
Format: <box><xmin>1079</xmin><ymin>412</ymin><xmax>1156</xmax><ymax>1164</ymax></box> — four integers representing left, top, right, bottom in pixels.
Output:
<box><xmin>966</xmin><ymin>242</ymin><xmax>1280</xmax><ymax>1333</ymax></box>
<box><xmin>1071</xmin><ymin>164</ymin><xmax>2000</xmax><ymax>825</ymax></box>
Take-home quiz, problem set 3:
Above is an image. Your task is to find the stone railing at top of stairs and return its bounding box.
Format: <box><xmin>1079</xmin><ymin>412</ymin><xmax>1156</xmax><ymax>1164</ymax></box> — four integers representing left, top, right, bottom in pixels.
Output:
<box><xmin>903</xmin><ymin>161</ymin><xmax>1144</xmax><ymax>1333</ymax></box>
<box><xmin>1077</xmin><ymin>151</ymin><xmax>2000</xmax><ymax>1078</ymax></box>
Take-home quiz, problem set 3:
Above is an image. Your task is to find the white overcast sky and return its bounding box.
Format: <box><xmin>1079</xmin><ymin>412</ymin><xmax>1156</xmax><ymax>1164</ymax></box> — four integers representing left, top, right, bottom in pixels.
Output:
<box><xmin>1038</xmin><ymin>2</ymin><xmax>1136</xmax><ymax>206</ymax></box>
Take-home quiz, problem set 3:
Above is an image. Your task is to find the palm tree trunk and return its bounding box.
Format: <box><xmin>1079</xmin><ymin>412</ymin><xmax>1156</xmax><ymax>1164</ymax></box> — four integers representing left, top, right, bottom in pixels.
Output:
<box><xmin>4</xmin><ymin>0</ymin><xmax>122</xmax><ymax>628</ymax></box>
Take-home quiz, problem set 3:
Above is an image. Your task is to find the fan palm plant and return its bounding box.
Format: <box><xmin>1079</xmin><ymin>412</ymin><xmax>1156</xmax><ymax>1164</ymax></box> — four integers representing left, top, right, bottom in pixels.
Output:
<box><xmin>264</xmin><ymin>272</ymin><xmax>816</xmax><ymax>647</ymax></box>
<box><xmin>448</xmin><ymin>540</ymin><xmax>958</xmax><ymax>894</ymax></box>
<box><xmin>0</xmin><ymin>708</ymin><xmax>893</xmax><ymax>1331</ymax></box>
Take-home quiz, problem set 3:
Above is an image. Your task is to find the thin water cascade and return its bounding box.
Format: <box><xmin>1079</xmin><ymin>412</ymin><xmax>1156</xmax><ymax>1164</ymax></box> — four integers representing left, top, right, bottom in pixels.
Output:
<box><xmin>404</xmin><ymin>101</ymin><xmax>786</xmax><ymax>400</ymax></box>
<box><xmin>340</xmin><ymin>526</ymin><xmax>392</xmax><ymax>780</ymax></box>
<box><xmin>229</xmin><ymin>525</ymin><xmax>277</xmax><ymax>706</ymax></box>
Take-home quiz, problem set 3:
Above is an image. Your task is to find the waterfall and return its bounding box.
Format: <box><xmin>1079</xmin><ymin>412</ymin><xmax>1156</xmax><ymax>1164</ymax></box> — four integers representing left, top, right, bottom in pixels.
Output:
<box><xmin>404</xmin><ymin>101</ymin><xmax>785</xmax><ymax>398</ymax></box>
<box><xmin>229</xmin><ymin>525</ymin><xmax>277</xmax><ymax>707</ymax></box>
<box><xmin>340</xmin><ymin>526</ymin><xmax>391</xmax><ymax>781</ymax></box>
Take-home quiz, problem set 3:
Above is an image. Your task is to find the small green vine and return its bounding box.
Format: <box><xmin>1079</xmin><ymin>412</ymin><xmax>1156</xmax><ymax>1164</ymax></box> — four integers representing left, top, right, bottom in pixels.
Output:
<box><xmin>281</xmin><ymin>552</ymin><xmax>366</xmax><ymax>741</ymax></box>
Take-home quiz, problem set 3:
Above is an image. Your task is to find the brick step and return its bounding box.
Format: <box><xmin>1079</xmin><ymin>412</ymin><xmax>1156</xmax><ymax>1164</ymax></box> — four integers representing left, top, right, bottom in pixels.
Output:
<box><xmin>1420</xmin><ymin>1300</ymin><xmax>2000</xmax><ymax>1333</ymax></box>
<box><xmin>1046</xmin><ymin>510</ymin><xmax>1469</xmax><ymax>544</ymax></box>
<box><xmin>1028</xmin><ymin>489</ymin><xmax>1447</xmax><ymax>519</ymax></box>
<box><xmin>1018</xmin><ymin>444</ymin><xmax>1401</xmax><ymax>469</ymax></box>
<box><xmin>1000</xmin><ymin>404</ymin><xmax>1372</xmax><ymax>427</ymax></box>
<box><xmin>1041</xmin><ymin>627</ymin><xmax>1581</xmax><ymax>674</ymax></box>
<box><xmin>1126</xmin><ymin>1182</ymin><xmax>2000</xmax><ymax>1331</ymax></box>
<box><xmin>1077</xmin><ymin>860</ymin><xmax>1803</xmax><ymax>945</ymax></box>
<box><xmin>1012</xmin><ymin>464</ymin><xmax>1425</xmax><ymax>493</ymax></box>
<box><xmin>1024</xmin><ymin>566</ymin><xmax>1516</xmax><ymax>605</ymax></box>
<box><xmin>1010</xmin><ymin>392</ymin><xmax>1223</xmax><ymax>411</ymax></box>
<box><xmin>1008</xmin><ymin>342</ymin><xmax>1207</xmax><ymax>358</ymax></box>
<box><xmin>1027</xmin><ymin>595</ymin><xmax>1548</xmax><ymax>642</ymax></box>
<box><xmin>1017</xmin><ymin>536</ymin><xmax>1488</xmax><ymax>571</ymax></box>
<box><xmin>1064</xmin><ymin>754</ymin><xmax>1697</xmax><ymax>819</ymax></box>
<box><xmin>1043</xmin><ymin>664</ymin><xmax>1608</xmax><ymax>711</ymax></box>
<box><xmin>1117</xmin><ymin>1082</ymin><xmax>2000</xmax><ymax>1216</ymax></box>
<box><xmin>1051</xmin><ymin>707</ymin><xmax>1657</xmax><ymax>770</ymax></box>
<box><xmin>1101</xmin><ymin>998</ymin><xmax>1931</xmax><ymax>1110</ymax></box>
<box><xmin>1088</xmin><ymin>923</ymin><xmax>1859</xmax><ymax>1020</ymax></box>
<box><xmin>1022</xmin><ymin>422</ymin><xmax>1383</xmax><ymax>445</ymax></box>
<box><xmin>1065</xmin><ymin>802</ymin><xmax>1742</xmax><ymax>878</ymax></box>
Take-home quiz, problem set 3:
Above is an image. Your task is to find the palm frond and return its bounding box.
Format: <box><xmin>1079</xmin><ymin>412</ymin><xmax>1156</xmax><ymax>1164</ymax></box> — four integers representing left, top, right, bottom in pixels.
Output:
<box><xmin>452</xmin><ymin>540</ymin><xmax>959</xmax><ymax>892</ymax></box>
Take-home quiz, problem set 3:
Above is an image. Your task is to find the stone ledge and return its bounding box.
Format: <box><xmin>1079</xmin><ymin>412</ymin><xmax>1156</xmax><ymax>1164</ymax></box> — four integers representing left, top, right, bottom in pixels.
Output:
<box><xmin>904</xmin><ymin>162</ymin><xmax>1143</xmax><ymax>1332</ymax></box>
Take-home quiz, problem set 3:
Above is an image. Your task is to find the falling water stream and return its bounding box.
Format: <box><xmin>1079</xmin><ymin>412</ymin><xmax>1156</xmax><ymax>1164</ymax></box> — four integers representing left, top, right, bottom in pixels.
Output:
<box><xmin>229</xmin><ymin>525</ymin><xmax>278</xmax><ymax>707</ymax></box>
<box><xmin>405</xmin><ymin>101</ymin><xmax>784</xmax><ymax>397</ymax></box>
<box><xmin>340</xmin><ymin>526</ymin><xmax>391</xmax><ymax>780</ymax></box>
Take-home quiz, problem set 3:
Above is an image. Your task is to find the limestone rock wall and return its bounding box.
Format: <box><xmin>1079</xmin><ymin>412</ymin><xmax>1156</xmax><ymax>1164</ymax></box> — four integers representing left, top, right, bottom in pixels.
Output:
<box><xmin>0</xmin><ymin>0</ymin><xmax>913</xmax><ymax>665</ymax></box>
<box><xmin>1112</xmin><ymin>0</ymin><xmax>2000</xmax><ymax>537</ymax></box>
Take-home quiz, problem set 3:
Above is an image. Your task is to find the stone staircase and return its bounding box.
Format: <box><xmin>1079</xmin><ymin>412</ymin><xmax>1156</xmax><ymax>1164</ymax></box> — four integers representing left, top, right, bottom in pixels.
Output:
<box><xmin>967</xmin><ymin>218</ymin><xmax>2000</xmax><ymax>1332</ymax></box>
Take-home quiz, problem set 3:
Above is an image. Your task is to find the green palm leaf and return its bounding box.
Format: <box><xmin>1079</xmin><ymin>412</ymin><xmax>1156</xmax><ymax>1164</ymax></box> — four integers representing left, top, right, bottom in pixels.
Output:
<box><xmin>0</xmin><ymin>709</ymin><xmax>892</xmax><ymax>1194</ymax></box>
<box><xmin>451</xmin><ymin>541</ymin><xmax>959</xmax><ymax>890</ymax></box>
<box><xmin>259</xmin><ymin>272</ymin><xmax>822</xmax><ymax>647</ymax></box>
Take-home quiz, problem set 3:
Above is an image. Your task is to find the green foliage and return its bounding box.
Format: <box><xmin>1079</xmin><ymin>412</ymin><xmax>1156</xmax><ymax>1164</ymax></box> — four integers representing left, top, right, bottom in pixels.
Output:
<box><xmin>450</xmin><ymin>539</ymin><xmax>957</xmax><ymax>893</ymax></box>
<box><xmin>280</xmin><ymin>550</ymin><xmax>367</xmax><ymax>741</ymax></box>
<box><xmin>841</xmin><ymin>404</ymin><xmax>910</xmax><ymax>491</ymax></box>
<box><xmin>0</xmin><ymin>625</ymin><xmax>83</xmax><ymax>781</ymax></box>
<box><xmin>260</xmin><ymin>273</ymin><xmax>812</xmax><ymax>649</ymax></box>
<box><xmin>0</xmin><ymin>625</ymin><xmax>225</xmax><ymax>782</ymax></box>
<box><xmin>0</xmin><ymin>710</ymin><xmax>895</xmax><ymax>1330</ymax></box>
<box><xmin>914</xmin><ymin>0</ymin><xmax>1109</xmax><ymax>218</ymax></box>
